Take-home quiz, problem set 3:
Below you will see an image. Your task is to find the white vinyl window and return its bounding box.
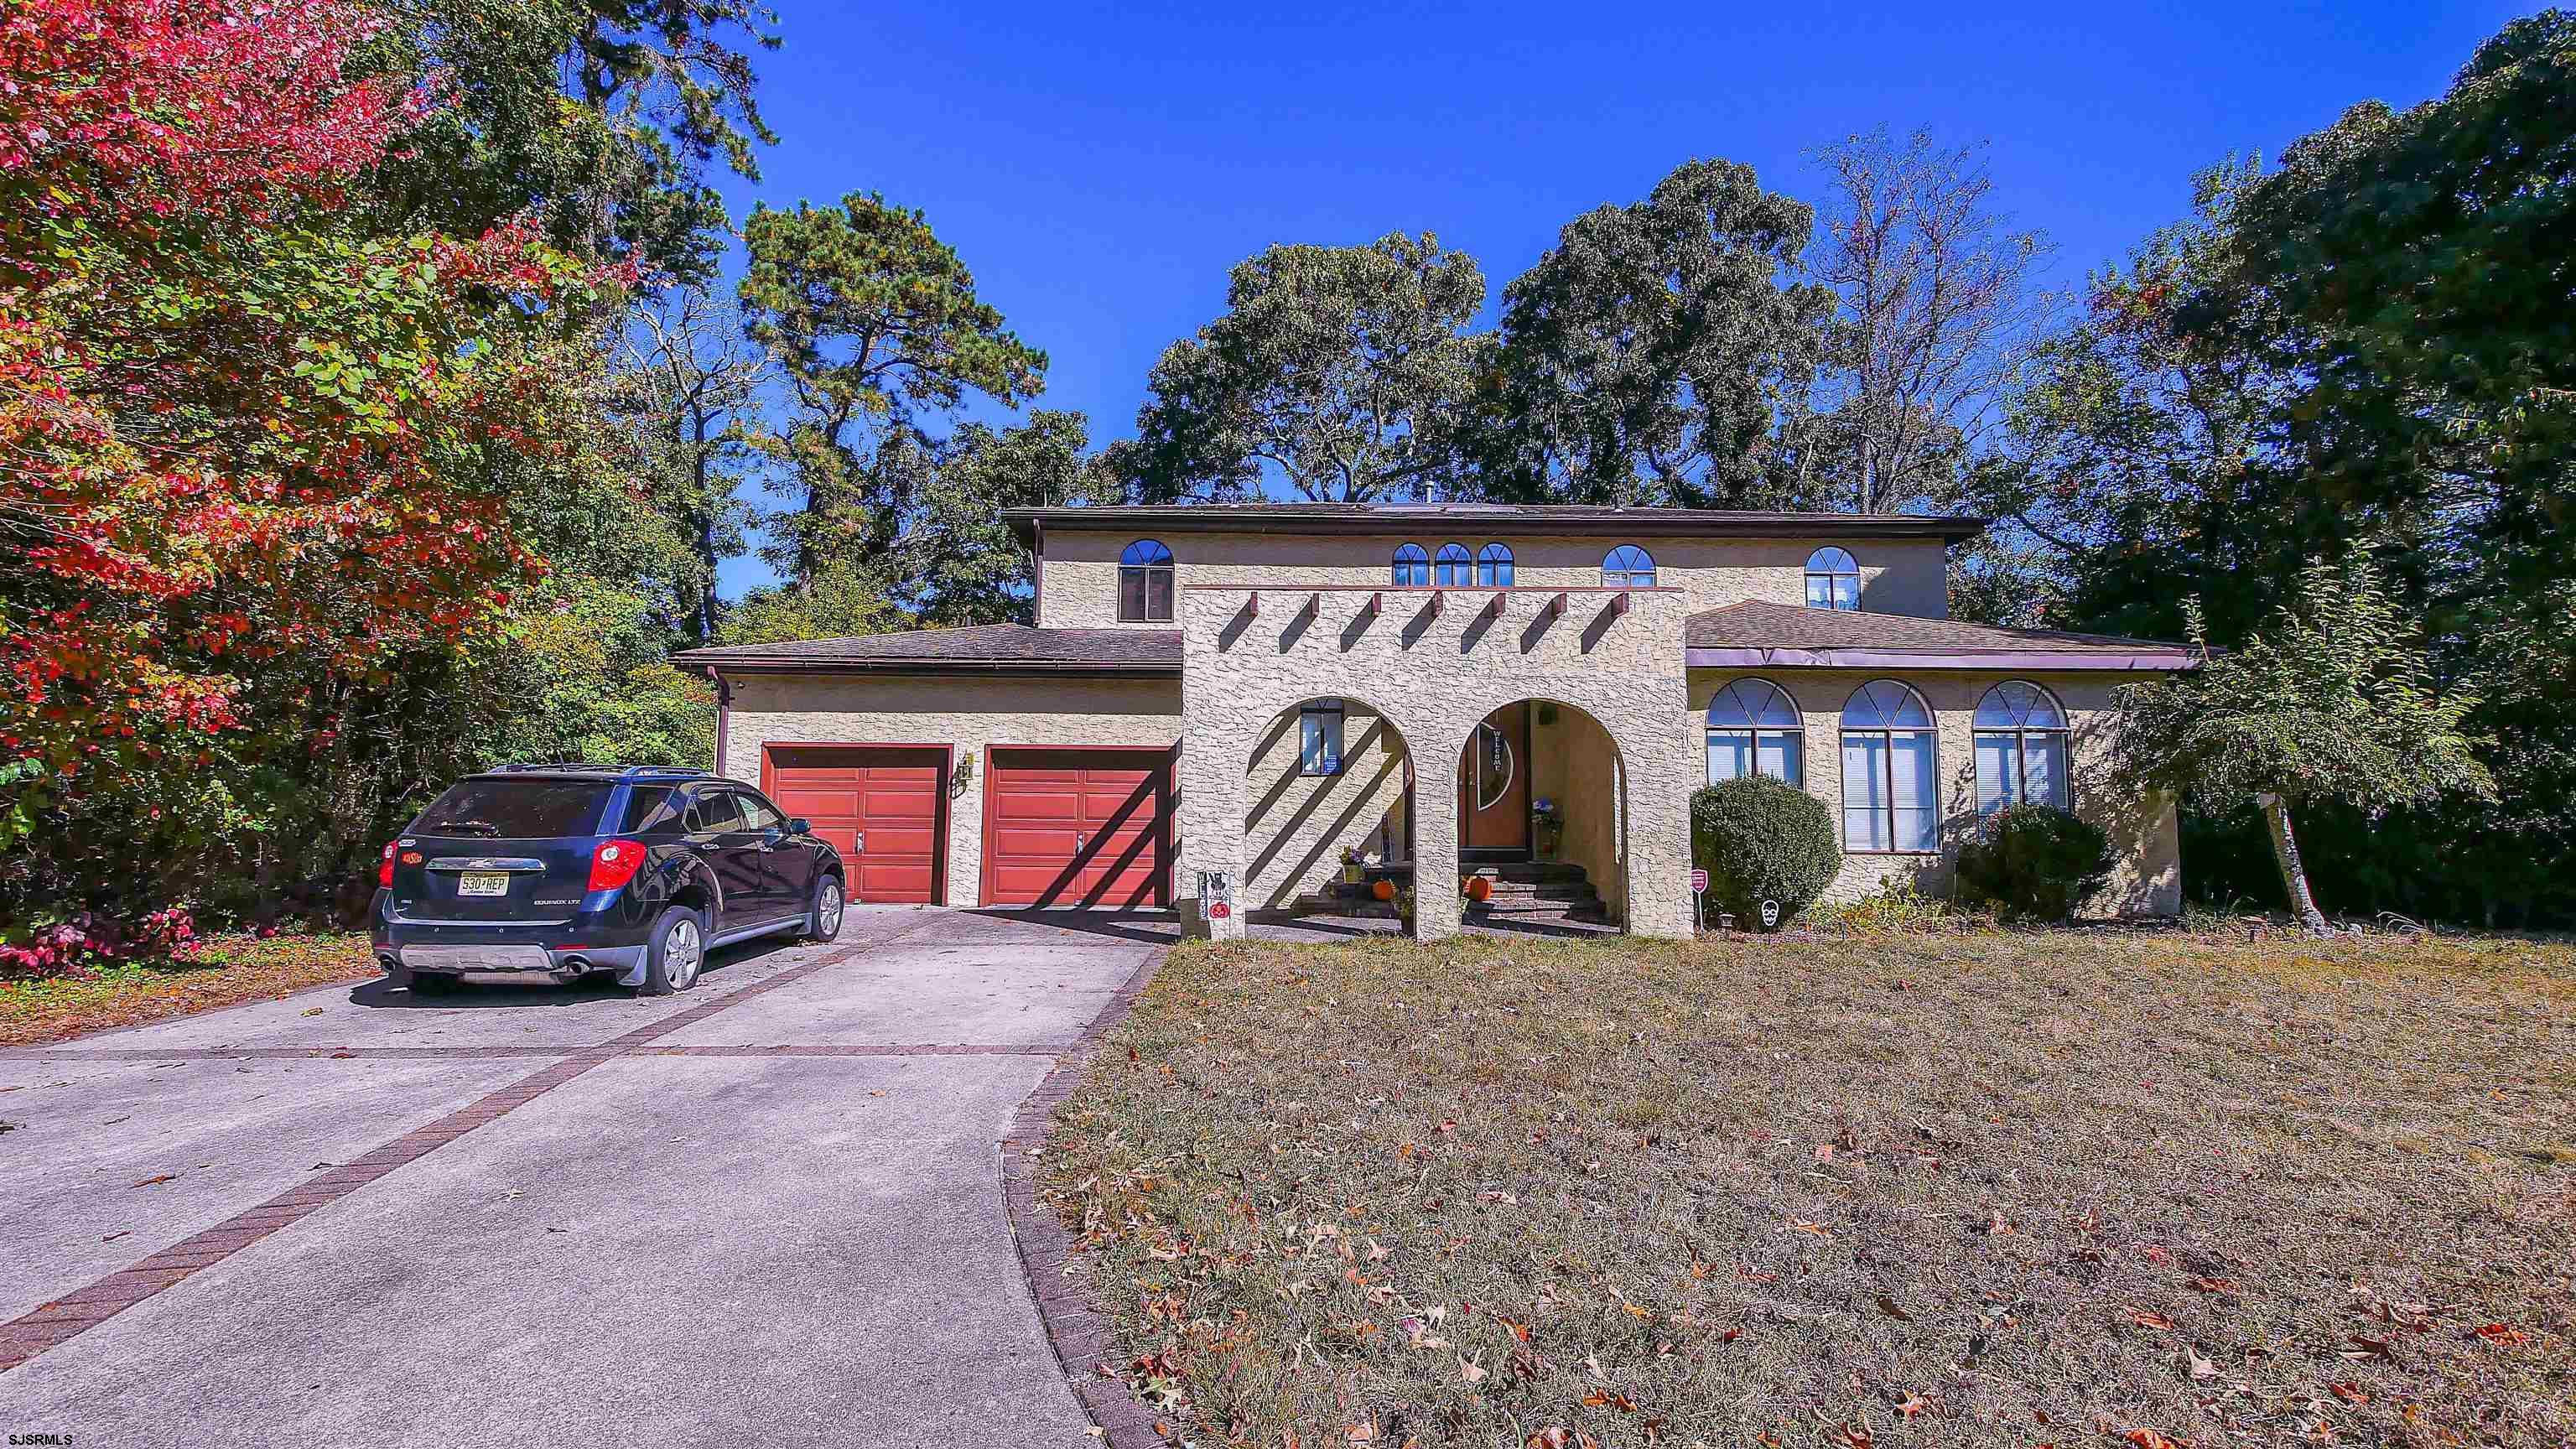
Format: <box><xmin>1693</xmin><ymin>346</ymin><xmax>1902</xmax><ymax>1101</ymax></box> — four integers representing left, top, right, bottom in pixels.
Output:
<box><xmin>1299</xmin><ymin>701</ymin><xmax>1345</xmax><ymax>776</ymax></box>
<box><xmin>1705</xmin><ymin>678</ymin><xmax>1805</xmax><ymax>787</ymax></box>
<box><xmin>1601</xmin><ymin>544</ymin><xmax>1656</xmax><ymax>589</ymax></box>
<box><xmin>1840</xmin><ymin>681</ymin><xmax>1938</xmax><ymax>852</ymax></box>
<box><xmin>1805</xmin><ymin>547</ymin><xmax>1861</xmax><ymax>610</ymax></box>
<box><xmin>1974</xmin><ymin>681</ymin><xmax>2070</xmax><ymax>813</ymax></box>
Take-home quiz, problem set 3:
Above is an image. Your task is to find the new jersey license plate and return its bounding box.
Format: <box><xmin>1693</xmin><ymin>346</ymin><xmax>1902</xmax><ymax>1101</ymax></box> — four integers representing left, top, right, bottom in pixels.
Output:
<box><xmin>457</xmin><ymin>872</ymin><xmax>511</xmax><ymax>897</ymax></box>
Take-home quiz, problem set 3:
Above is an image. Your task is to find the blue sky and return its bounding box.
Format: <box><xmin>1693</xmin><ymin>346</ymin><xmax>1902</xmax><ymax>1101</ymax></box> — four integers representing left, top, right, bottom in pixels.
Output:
<box><xmin>705</xmin><ymin>1</ymin><xmax>2523</xmax><ymax>596</ymax></box>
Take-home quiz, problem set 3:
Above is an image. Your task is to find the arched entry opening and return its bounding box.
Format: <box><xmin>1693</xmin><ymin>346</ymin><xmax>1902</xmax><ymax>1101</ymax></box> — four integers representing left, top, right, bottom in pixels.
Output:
<box><xmin>1244</xmin><ymin>695</ymin><xmax>1415</xmax><ymax>927</ymax></box>
<box><xmin>1453</xmin><ymin>699</ymin><xmax>1626</xmax><ymax>932</ymax></box>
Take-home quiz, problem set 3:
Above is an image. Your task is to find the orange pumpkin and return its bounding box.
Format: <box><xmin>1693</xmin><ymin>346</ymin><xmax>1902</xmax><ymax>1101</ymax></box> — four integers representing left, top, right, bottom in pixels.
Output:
<box><xmin>1463</xmin><ymin>875</ymin><xmax>1493</xmax><ymax>902</ymax></box>
<box><xmin>1371</xmin><ymin>878</ymin><xmax>1396</xmax><ymax>901</ymax></box>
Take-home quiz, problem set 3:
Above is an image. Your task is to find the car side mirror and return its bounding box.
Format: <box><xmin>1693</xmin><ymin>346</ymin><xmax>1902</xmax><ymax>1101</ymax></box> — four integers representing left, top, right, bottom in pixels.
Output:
<box><xmin>787</xmin><ymin>818</ymin><xmax>811</xmax><ymax>835</ymax></box>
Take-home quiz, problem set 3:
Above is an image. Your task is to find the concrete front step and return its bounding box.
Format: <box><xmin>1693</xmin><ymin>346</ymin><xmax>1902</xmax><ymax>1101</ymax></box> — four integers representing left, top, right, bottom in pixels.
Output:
<box><xmin>1465</xmin><ymin>861</ymin><xmax>1587</xmax><ymax>883</ymax></box>
<box><xmin>1471</xmin><ymin>881</ymin><xmax>1601</xmax><ymax>904</ymax></box>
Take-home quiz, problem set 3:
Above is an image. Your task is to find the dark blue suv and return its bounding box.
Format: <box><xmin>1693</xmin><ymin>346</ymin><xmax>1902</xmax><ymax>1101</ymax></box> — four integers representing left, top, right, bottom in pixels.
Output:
<box><xmin>371</xmin><ymin>765</ymin><xmax>847</xmax><ymax>995</ymax></box>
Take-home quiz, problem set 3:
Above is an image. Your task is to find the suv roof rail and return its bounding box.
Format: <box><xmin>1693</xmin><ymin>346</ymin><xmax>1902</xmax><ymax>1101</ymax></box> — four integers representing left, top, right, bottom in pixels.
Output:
<box><xmin>487</xmin><ymin>762</ymin><xmax>712</xmax><ymax>779</ymax></box>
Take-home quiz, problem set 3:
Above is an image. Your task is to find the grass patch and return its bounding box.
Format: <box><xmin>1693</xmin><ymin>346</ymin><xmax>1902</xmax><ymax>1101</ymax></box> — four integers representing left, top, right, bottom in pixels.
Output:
<box><xmin>0</xmin><ymin>931</ymin><xmax>376</xmax><ymax>1046</ymax></box>
<box><xmin>1045</xmin><ymin>930</ymin><xmax>2576</xmax><ymax>1447</ymax></box>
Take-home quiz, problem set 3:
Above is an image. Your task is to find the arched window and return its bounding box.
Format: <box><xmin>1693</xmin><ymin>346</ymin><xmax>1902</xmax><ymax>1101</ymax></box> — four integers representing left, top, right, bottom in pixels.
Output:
<box><xmin>1601</xmin><ymin>544</ymin><xmax>1656</xmax><ymax>589</ymax></box>
<box><xmin>1840</xmin><ymin>681</ymin><xmax>1937</xmax><ymax>852</ymax></box>
<box><xmin>1433</xmin><ymin>542</ymin><xmax>1472</xmax><ymax>588</ymax></box>
<box><xmin>1118</xmin><ymin>538</ymin><xmax>1173</xmax><ymax>622</ymax></box>
<box><xmin>1973</xmin><ymin>681</ymin><xmax>2070</xmax><ymax>813</ymax></box>
<box><xmin>1391</xmin><ymin>543</ymin><xmax>1430</xmax><ymax>586</ymax></box>
<box><xmin>1706</xmin><ymin>678</ymin><xmax>1804</xmax><ymax>787</ymax></box>
<box><xmin>1805</xmin><ymin>547</ymin><xmax>1860</xmax><ymax>610</ymax></box>
<box><xmin>1476</xmin><ymin>543</ymin><xmax>1515</xmax><ymax>587</ymax></box>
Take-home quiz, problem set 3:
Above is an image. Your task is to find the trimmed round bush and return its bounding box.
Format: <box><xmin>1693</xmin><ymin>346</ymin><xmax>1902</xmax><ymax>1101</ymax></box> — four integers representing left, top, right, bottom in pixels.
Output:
<box><xmin>1690</xmin><ymin>776</ymin><xmax>1839</xmax><ymax>929</ymax></box>
<box><xmin>1955</xmin><ymin>802</ymin><xmax>2113</xmax><ymax>921</ymax></box>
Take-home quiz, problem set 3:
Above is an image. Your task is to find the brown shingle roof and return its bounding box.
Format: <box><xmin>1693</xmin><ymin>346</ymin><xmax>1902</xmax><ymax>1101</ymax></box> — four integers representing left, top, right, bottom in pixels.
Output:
<box><xmin>675</xmin><ymin>625</ymin><xmax>1181</xmax><ymax>673</ymax></box>
<box><xmin>1685</xmin><ymin>600</ymin><xmax>2193</xmax><ymax>669</ymax></box>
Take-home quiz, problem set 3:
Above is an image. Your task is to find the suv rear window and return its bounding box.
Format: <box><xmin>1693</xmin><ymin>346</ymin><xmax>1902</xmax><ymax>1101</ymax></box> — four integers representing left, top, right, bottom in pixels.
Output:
<box><xmin>619</xmin><ymin>786</ymin><xmax>687</xmax><ymax>834</ymax></box>
<box><xmin>416</xmin><ymin>779</ymin><xmax>612</xmax><ymax>839</ymax></box>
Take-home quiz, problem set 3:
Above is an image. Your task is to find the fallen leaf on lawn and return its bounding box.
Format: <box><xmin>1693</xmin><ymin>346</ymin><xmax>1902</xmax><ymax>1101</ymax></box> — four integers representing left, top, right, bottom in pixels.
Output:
<box><xmin>1621</xmin><ymin>1301</ymin><xmax>1652</xmax><ymax>1320</ymax></box>
<box><xmin>2467</xmin><ymin>1323</ymin><xmax>2527</xmax><ymax>1347</ymax></box>
<box><xmin>1347</xmin><ymin>1423</ymin><xmax>1374</xmax><ymax>1441</ymax></box>
<box><xmin>2186</xmin><ymin>1348</ymin><xmax>2216</xmax><ymax>1379</ymax></box>
<box><xmin>1895</xmin><ymin>1391</ymin><xmax>1929</xmax><ymax>1420</ymax></box>
<box><xmin>868</xmin><ymin>1089</ymin><xmax>888</xmax><ymax>1097</ymax></box>
<box><xmin>2326</xmin><ymin>1383</ymin><xmax>2369</xmax><ymax>1404</ymax></box>
<box><xmin>2127</xmin><ymin>1309</ymin><xmax>2174</xmax><ymax>1330</ymax></box>
<box><xmin>1499</xmin><ymin>1315</ymin><xmax>1533</xmax><ymax>1343</ymax></box>
<box><xmin>1876</xmin><ymin>1294</ymin><xmax>1913</xmax><ymax>1322</ymax></box>
<box><xmin>1814</xmin><ymin>1143</ymin><xmax>1835</xmax><ymax>1162</ymax></box>
<box><xmin>302</xmin><ymin>1007</ymin><xmax>324</xmax><ymax>1016</ymax></box>
<box><xmin>1831</xmin><ymin>1424</ymin><xmax>1872</xmax><ymax>1449</ymax></box>
<box><xmin>131</xmin><ymin>1174</ymin><xmax>175</xmax><ymax>1187</ymax></box>
<box><xmin>2189</xmin><ymin>1276</ymin><xmax>2237</xmax><ymax>1294</ymax></box>
<box><xmin>1783</xmin><ymin>1218</ymin><xmax>1831</xmax><ymax>1238</ymax></box>
<box><xmin>2341</xmin><ymin>1335</ymin><xmax>2393</xmax><ymax>1361</ymax></box>
<box><xmin>1524</xmin><ymin>1427</ymin><xmax>1567</xmax><ymax>1449</ymax></box>
<box><xmin>1581</xmin><ymin>1388</ymin><xmax>1639</xmax><ymax>1411</ymax></box>
<box><xmin>2123</xmin><ymin>1430</ymin><xmax>2183</xmax><ymax>1449</ymax></box>
<box><xmin>1458</xmin><ymin>1355</ymin><xmax>1488</xmax><ymax>1384</ymax></box>
<box><xmin>1366</xmin><ymin>1238</ymin><xmax>1390</xmax><ymax>1261</ymax></box>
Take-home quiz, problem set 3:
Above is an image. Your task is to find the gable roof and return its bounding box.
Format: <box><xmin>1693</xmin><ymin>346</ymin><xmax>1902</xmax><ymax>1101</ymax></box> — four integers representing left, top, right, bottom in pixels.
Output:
<box><xmin>1685</xmin><ymin>600</ymin><xmax>2194</xmax><ymax>671</ymax></box>
<box><xmin>1006</xmin><ymin>503</ymin><xmax>1986</xmax><ymax>548</ymax></box>
<box><xmin>675</xmin><ymin>625</ymin><xmax>1182</xmax><ymax>675</ymax></box>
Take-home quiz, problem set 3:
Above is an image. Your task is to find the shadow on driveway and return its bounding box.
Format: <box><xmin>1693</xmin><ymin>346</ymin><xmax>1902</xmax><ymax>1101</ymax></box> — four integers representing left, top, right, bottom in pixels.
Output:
<box><xmin>343</xmin><ymin>937</ymin><xmax>808</xmax><ymax>1011</ymax></box>
<box><xmin>963</xmin><ymin>908</ymin><xmax>1179</xmax><ymax>947</ymax></box>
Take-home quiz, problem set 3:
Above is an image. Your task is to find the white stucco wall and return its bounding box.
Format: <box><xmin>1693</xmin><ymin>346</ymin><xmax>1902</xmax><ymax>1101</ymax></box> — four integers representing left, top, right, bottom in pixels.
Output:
<box><xmin>1176</xmin><ymin>584</ymin><xmax>1700</xmax><ymax>940</ymax></box>
<box><xmin>719</xmin><ymin>673</ymin><xmax>1182</xmax><ymax>908</ymax></box>
<box><xmin>1682</xmin><ymin>668</ymin><xmax>2181</xmax><ymax>918</ymax></box>
<box><xmin>1244</xmin><ymin>699</ymin><xmax>1410</xmax><ymax>911</ymax></box>
<box><xmin>1039</xmin><ymin>528</ymin><xmax>1949</xmax><ymax>630</ymax></box>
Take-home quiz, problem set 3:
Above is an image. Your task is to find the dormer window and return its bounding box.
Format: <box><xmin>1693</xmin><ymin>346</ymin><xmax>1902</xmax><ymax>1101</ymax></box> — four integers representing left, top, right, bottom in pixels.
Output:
<box><xmin>1118</xmin><ymin>538</ymin><xmax>1174</xmax><ymax>622</ymax></box>
<box><xmin>1391</xmin><ymin>543</ymin><xmax>1430</xmax><ymax>586</ymax></box>
<box><xmin>1601</xmin><ymin>544</ymin><xmax>1656</xmax><ymax>589</ymax></box>
<box><xmin>1433</xmin><ymin>543</ymin><xmax>1472</xmax><ymax>588</ymax></box>
<box><xmin>1476</xmin><ymin>543</ymin><xmax>1514</xmax><ymax>587</ymax></box>
<box><xmin>1805</xmin><ymin>547</ymin><xmax>1860</xmax><ymax>610</ymax></box>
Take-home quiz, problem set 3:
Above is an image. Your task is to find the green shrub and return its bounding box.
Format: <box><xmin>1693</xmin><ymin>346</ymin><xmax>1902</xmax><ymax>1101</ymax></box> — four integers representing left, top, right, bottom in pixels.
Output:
<box><xmin>1689</xmin><ymin>777</ymin><xmax>1840</xmax><ymax>930</ymax></box>
<box><xmin>1955</xmin><ymin>803</ymin><xmax>2113</xmax><ymax>921</ymax></box>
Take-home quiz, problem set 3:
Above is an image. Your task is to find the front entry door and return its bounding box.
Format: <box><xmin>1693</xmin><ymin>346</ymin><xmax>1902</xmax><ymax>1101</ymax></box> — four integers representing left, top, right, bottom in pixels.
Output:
<box><xmin>1458</xmin><ymin>703</ymin><xmax>1530</xmax><ymax>854</ymax></box>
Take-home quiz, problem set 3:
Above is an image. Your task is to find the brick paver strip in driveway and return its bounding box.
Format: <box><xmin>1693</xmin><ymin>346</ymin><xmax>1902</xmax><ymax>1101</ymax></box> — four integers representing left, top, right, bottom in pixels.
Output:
<box><xmin>0</xmin><ymin>906</ymin><xmax>1155</xmax><ymax>1447</ymax></box>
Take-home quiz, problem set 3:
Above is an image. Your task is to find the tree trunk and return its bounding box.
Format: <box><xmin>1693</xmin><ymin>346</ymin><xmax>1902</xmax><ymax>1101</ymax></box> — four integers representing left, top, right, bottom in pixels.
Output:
<box><xmin>2259</xmin><ymin>792</ymin><xmax>2332</xmax><ymax>936</ymax></box>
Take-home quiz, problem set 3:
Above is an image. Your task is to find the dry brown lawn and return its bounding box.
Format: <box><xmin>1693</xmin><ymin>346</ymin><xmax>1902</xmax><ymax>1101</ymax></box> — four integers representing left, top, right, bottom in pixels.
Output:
<box><xmin>1044</xmin><ymin>929</ymin><xmax>2576</xmax><ymax>1448</ymax></box>
<box><xmin>0</xmin><ymin>932</ymin><xmax>377</xmax><ymax>1046</ymax></box>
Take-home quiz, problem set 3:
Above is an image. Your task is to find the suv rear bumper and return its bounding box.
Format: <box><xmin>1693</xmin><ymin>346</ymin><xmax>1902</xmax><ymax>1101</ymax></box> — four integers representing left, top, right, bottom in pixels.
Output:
<box><xmin>387</xmin><ymin>942</ymin><xmax>646</xmax><ymax>976</ymax></box>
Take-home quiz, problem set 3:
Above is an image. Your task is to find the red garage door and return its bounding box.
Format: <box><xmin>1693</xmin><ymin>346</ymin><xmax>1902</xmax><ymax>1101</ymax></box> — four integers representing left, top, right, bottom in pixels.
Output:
<box><xmin>764</xmin><ymin>745</ymin><xmax>946</xmax><ymax>904</ymax></box>
<box><xmin>984</xmin><ymin>748</ymin><xmax>1174</xmax><ymax>908</ymax></box>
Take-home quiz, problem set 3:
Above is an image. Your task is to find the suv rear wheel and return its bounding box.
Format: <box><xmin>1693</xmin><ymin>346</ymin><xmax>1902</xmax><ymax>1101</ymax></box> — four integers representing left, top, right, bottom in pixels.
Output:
<box><xmin>808</xmin><ymin>875</ymin><xmax>845</xmax><ymax>943</ymax></box>
<box><xmin>641</xmin><ymin>906</ymin><xmax>705</xmax><ymax>995</ymax></box>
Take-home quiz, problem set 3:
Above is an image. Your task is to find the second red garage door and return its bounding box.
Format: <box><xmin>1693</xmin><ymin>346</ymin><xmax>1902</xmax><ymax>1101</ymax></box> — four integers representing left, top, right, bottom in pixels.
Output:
<box><xmin>983</xmin><ymin>747</ymin><xmax>1174</xmax><ymax>908</ymax></box>
<box><xmin>764</xmin><ymin>745</ymin><xmax>946</xmax><ymax>904</ymax></box>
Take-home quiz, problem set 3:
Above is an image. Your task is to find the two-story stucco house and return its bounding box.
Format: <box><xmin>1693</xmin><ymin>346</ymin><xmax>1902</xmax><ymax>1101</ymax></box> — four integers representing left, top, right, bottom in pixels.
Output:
<box><xmin>674</xmin><ymin>504</ymin><xmax>2191</xmax><ymax>939</ymax></box>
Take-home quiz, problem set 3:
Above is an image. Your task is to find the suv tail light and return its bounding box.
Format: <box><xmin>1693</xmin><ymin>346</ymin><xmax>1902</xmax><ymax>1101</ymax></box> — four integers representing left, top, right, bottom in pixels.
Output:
<box><xmin>587</xmin><ymin>839</ymin><xmax>647</xmax><ymax>893</ymax></box>
<box><xmin>378</xmin><ymin>842</ymin><xmax>397</xmax><ymax>887</ymax></box>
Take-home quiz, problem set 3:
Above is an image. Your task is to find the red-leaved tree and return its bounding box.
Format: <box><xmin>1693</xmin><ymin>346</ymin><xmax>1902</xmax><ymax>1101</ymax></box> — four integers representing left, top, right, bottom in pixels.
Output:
<box><xmin>0</xmin><ymin>0</ymin><xmax>628</xmax><ymax>922</ymax></box>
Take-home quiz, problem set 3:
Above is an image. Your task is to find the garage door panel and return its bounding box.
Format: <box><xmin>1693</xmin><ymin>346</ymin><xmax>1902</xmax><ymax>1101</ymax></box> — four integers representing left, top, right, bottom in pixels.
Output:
<box><xmin>984</xmin><ymin>748</ymin><xmax>1174</xmax><ymax>908</ymax></box>
<box><xmin>766</xmin><ymin>746</ymin><xmax>943</xmax><ymax>905</ymax></box>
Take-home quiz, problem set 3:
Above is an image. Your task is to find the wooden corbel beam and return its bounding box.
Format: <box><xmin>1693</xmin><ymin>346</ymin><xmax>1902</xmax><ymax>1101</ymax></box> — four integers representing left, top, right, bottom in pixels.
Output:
<box><xmin>1364</xmin><ymin>591</ymin><xmax>1381</xmax><ymax>617</ymax></box>
<box><xmin>1545</xmin><ymin>591</ymin><xmax>1566</xmax><ymax>621</ymax></box>
<box><xmin>1611</xmin><ymin>591</ymin><xmax>1632</xmax><ymax>616</ymax></box>
<box><xmin>1247</xmin><ymin>591</ymin><xmax>1259</xmax><ymax>618</ymax></box>
<box><xmin>1484</xmin><ymin>591</ymin><xmax>1504</xmax><ymax>620</ymax></box>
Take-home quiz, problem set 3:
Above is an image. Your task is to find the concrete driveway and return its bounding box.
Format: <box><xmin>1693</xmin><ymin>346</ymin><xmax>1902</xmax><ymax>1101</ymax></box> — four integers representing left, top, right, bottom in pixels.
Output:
<box><xmin>0</xmin><ymin>906</ymin><xmax>1171</xmax><ymax>1447</ymax></box>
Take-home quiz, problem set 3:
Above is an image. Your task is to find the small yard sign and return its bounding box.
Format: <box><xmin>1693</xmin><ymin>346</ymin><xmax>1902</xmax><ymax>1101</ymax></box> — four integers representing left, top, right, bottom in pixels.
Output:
<box><xmin>1690</xmin><ymin>868</ymin><xmax>1708</xmax><ymax>894</ymax></box>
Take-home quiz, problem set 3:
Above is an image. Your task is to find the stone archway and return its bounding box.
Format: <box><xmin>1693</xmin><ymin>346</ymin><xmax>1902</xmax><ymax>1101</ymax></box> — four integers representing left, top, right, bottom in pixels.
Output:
<box><xmin>1242</xmin><ymin>695</ymin><xmax>1413</xmax><ymax>917</ymax></box>
<box><xmin>1452</xmin><ymin>697</ymin><xmax>1630</xmax><ymax>932</ymax></box>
